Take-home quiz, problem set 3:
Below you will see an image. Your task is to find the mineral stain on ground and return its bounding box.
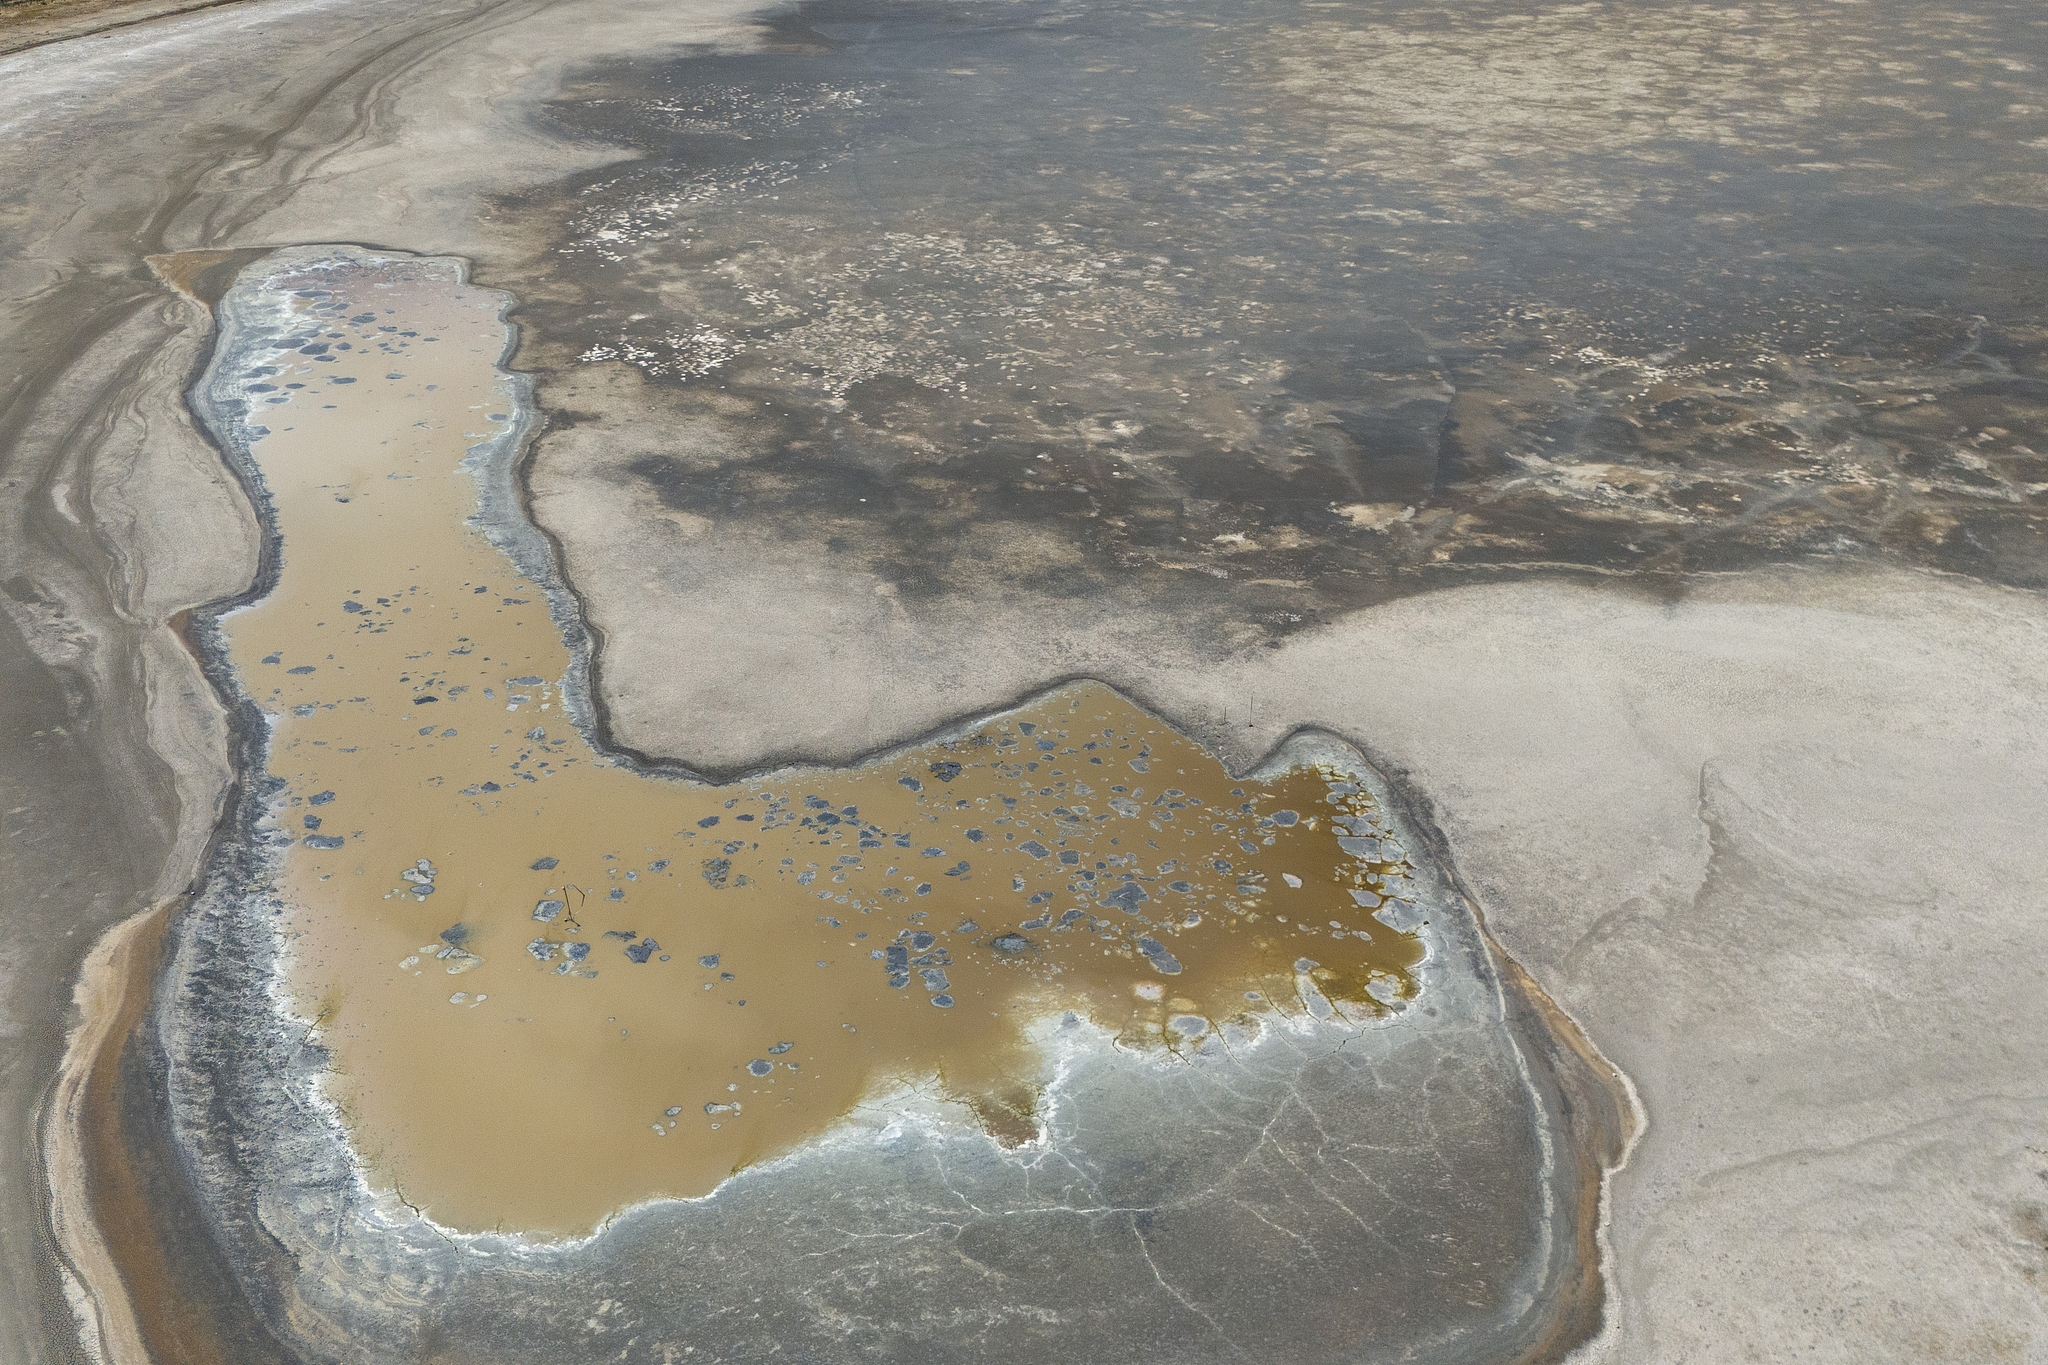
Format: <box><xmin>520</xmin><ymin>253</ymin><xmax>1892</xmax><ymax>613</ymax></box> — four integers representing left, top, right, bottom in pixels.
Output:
<box><xmin>213</xmin><ymin>251</ymin><xmax>1424</xmax><ymax>1236</ymax></box>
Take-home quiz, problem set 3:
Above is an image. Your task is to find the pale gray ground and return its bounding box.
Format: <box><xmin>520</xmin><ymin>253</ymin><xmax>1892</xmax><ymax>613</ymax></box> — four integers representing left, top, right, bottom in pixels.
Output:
<box><xmin>0</xmin><ymin>0</ymin><xmax>2044</xmax><ymax>1362</ymax></box>
<box><xmin>543</xmin><ymin>507</ymin><xmax>2048</xmax><ymax>1362</ymax></box>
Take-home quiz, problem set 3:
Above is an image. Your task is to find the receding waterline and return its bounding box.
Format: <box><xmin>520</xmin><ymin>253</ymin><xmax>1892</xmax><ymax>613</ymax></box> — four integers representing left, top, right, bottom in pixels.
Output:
<box><xmin>190</xmin><ymin>247</ymin><xmax>1429</xmax><ymax>1238</ymax></box>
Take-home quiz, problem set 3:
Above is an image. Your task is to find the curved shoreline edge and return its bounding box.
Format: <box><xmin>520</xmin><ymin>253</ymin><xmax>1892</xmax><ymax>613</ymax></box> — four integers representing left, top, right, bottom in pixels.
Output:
<box><xmin>49</xmin><ymin>241</ymin><xmax>1642</xmax><ymax>1364</ymax></box>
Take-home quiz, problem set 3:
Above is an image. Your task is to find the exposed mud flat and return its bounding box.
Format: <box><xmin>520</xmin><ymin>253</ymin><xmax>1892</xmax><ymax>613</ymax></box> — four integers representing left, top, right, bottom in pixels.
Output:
<box><xmin>7</xmin><ymin>1</ymin><xmax>2046</xmax><ymax>1362</ymax></box>
<box><xmin>132</xmin><ymin>245</ymin><xmax>1625</xmax><ymax>1358</ymax></box>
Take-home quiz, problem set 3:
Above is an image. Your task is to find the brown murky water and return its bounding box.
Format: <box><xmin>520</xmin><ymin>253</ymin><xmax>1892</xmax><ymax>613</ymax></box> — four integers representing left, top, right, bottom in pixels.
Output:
<box><xmin>222</xmin><ymin>253</ymin><xmax>1423</xmax><ymax>1237</ymax></box>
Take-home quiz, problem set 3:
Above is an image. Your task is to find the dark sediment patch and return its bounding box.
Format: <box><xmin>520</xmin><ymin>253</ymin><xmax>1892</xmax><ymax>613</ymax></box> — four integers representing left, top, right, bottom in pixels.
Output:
<box><xmin>492</xmin><ymin>0</ymin><xmax>2048</xmax><ymax>639</ymax></box>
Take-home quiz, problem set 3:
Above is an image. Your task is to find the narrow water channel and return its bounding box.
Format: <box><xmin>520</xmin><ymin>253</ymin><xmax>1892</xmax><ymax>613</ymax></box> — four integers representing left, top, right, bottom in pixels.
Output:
<box><xmin>205</xmin><ymin>249</ymin><xmax>1426</xmax><ymax>1237</ymax></box>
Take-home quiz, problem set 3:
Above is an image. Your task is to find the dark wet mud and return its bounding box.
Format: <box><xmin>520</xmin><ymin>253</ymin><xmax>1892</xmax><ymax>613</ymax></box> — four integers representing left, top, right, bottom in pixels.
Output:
<box><xmin>126</xmin><ymin>245</ymin><xmax>1627</xmax><ymax>1362</ymax></box>
<box><xmin>501</xmin><ymin>0</ymin><xmax>2048</xmax><ymax>631</ymax></box>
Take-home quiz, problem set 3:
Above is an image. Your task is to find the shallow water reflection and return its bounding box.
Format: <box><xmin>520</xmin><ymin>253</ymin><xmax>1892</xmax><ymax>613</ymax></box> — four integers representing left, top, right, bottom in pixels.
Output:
<box><xmin>219</xmin><ymin>252</ymin><xmax>1421</xmax><ymax>1235</ymax></box>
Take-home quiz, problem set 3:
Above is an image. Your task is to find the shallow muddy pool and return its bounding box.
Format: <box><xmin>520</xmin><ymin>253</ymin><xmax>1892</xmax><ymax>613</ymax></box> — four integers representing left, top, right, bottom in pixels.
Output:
<box><xmin>208</xmin><ymin>250</ymin><xmax>1424</xmax><ymax>1236</ymax></box>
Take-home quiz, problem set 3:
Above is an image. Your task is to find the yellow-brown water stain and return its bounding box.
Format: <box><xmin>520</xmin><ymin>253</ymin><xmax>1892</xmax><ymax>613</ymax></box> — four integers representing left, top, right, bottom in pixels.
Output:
<box><xmin>220</xmin><ymin>253</ymin><xmax>1423</xmax><ymax>1237</ymax></box>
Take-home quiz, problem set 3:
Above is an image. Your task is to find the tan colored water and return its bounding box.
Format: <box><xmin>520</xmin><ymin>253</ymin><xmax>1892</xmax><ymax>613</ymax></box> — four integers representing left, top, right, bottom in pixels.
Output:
<box><xmin>221</xmin><ymin>254</ymin><xmax>1422</xmax><ymax>1237</ymax></box>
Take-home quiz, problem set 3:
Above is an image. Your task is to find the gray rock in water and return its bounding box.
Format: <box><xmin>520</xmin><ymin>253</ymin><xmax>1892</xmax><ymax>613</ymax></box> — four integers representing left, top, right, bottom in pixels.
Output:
<box><xmin>1137</xmin><ymin>936</ymin><xmax>1184</xmax><ymax>974</ymax></box>
<box><xmin>1100</xmin><ymin>883</ymin><xmax>1148</xmax><ymax>914</ymax></box>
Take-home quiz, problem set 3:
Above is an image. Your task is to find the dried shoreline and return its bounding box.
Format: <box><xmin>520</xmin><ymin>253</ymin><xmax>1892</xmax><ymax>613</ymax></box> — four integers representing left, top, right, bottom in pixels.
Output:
<box><xmin>78</xmin><ymin>245</ymin><xmax>1629</xmax><ymax>1361</ymax></box>
<box><xmin>0</xmin><ymin>0</ymin><xmax>250</xmax><ymax>57</ymax></box>
<box><xmin>8</xmin><ymin>1</ymin><xmax>2046</xmax><ymax>1361</ymax></box>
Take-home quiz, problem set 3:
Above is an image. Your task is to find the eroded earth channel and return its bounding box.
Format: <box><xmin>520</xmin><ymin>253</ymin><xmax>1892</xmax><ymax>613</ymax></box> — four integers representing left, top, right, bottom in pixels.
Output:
<box><xmin>120</xmin><ymin>246</ymin><xmax>1625</xmax><ymax>1361</ymax></box>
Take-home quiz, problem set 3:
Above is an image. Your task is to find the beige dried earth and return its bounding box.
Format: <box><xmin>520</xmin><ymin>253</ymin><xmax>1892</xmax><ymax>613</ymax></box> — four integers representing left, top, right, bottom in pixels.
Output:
<box><xmin>0</xmin><ymin>0</ymin><xmax>2044</xmax><ymax>1362</ymax></box>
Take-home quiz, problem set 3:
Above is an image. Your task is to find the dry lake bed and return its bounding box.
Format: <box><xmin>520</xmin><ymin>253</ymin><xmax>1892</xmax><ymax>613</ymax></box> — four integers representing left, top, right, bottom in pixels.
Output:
<box><xmin>1</xmin><ymin>1</ymin><xmax>2045</xmax><ymax>1363</ymax></box>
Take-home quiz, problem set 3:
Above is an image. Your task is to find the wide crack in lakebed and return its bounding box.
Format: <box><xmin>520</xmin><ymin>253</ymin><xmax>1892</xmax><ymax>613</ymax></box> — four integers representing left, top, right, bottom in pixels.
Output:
<box><xmin>205</xmin><ymin>250</ymin><xmax>1427</xmax><ymax>1236</ymax></box>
